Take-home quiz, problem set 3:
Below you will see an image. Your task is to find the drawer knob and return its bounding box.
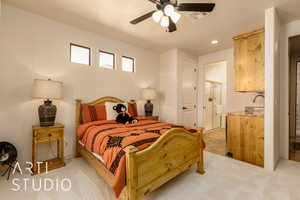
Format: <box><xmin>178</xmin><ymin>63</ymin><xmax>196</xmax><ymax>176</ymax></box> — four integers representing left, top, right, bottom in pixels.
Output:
<box><xmin>48</xmin><ymin>133</ymin><xmax>52</xmax><ymax>137</ymax></box>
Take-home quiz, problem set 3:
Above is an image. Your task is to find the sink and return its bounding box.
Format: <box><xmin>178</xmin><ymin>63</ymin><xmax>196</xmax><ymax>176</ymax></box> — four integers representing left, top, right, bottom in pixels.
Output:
<box><xmin>245</xmin><ymin>106</ymin><xmax>264</xmax><ymax>114</ymax></box>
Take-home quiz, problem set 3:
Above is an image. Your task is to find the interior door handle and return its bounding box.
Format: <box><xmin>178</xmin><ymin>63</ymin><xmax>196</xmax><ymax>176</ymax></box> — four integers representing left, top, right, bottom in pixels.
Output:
<box><xmin>182</xmin><ymin>107</ymin><xmax>188</xmax><ymax>110</ymax></box>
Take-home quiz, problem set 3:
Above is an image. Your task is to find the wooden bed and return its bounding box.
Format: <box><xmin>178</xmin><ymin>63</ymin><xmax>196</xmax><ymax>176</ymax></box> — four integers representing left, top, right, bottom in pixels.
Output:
<box><xmin>75</xmin><ymin>96</ymin><xmax>205</xmax><ymax>200</ymax></box>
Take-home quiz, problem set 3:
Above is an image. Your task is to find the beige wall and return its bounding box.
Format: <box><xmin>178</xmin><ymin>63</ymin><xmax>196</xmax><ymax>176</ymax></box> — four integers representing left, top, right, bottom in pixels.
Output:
<box><xmin>264</xmin><ymin>7</ymin><xmax>281</xmax><ymax>170</ymax></box>
<box><xmin>280</xmin><ymin>19</ymin><xmax>300</xmax><ymax>159</ymax></box>
<box><xmin>159</xmin><ymin>49</ymin><xmax>178</xmax><ymax>124</ymax></box>
<box><xmin>0</xmin><ymin>4</ymin><xmax>160</xmax><ymax>164</ymax></box>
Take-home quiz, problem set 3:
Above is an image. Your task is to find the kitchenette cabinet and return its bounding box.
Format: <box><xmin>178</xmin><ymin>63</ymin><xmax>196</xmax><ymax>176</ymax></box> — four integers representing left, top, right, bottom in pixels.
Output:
<box><xmin>233</xmin><ymin>28</ymin><xmax>265</xmax><ymax>92</ymax></box>
<box><xmin>227</xmin><ymin>114</ymin><xmax>264</xmax><ymax>167</ymax></box>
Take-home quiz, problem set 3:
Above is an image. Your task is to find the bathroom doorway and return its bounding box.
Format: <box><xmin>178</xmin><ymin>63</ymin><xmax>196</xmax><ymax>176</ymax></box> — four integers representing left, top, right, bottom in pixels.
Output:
<box><xmin>289</xmin><ymin>35</ymin><xmax>300</xmax><ymax>162</ymax></box>
<box><xmin>203</xmin><ymin>61</ymin><xmax>227</xmax><ymax>131</ymax></box>
<box><xmin>202</xmin><ymin>61</ymin><xmax>227</xmax><ymax>156</ymax></box>
<box><xmin>204</xmin><ymin>81</ymin><xmax>223</xmax><ymax>130</ymax></box>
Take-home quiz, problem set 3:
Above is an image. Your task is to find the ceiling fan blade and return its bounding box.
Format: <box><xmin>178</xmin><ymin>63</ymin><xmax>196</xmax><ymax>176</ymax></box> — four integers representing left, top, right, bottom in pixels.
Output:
<box><xmin>168</xmin><ymin>17</ymin><xmax>177</xmax><ymax>33</ymax></box>
<box><xmin>130</xmin><ymin>10</ymin><xmax>156</xmax><ymax>25</ymax></box>
<box><xmin>148</xmin><ymin>0</ymin><xmax>160</xmax><ymax>5</ymax></box>
<box><xmin>177</xmin><ymin>3</ymin><xmax>215</xmax><ymax>12</ymax></box>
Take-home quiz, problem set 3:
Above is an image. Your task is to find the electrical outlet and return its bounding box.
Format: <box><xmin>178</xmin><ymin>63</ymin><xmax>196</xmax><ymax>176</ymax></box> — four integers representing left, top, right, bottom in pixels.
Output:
<box><xmin>65</xmin><ymin>141</ymin><xmax>68</xmax><ymax>147</ymax></box>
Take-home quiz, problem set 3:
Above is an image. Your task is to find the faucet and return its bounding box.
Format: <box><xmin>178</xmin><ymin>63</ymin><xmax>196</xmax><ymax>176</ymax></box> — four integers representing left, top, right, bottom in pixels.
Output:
<box><xmin>253</xmin><ymin>94</ymin><xmax>265</xmax><ymax>103</ymax></box>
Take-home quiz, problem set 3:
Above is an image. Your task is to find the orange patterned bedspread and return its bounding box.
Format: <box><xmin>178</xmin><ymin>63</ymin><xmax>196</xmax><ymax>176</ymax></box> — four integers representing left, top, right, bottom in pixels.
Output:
<box><xmin>77</xmin><ymin>117</ymin><xmax>197</xmax><ymax>197</ymax></box>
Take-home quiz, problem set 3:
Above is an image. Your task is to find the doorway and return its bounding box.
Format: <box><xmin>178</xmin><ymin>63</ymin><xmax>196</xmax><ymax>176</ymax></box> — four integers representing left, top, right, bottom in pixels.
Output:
<box><xmin>204</xmin><ymin>80</ymin><xmax>223</xmax><ymax>130</ymax></box>
<box><xmin>289</xmin><ymin>35</ymin><xmax>300</xmax><ymax>162</ymax></box>
<box><xmin>202</xmin><ymin>61</ymin><xmax>227</xmax><ymax>156</ymax></box>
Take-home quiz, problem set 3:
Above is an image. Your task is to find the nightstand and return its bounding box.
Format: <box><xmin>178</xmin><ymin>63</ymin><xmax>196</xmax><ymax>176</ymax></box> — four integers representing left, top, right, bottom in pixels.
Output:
<box><xmin>0</xmin><ymin>165</ymin><xmax>7</xmax><ymax>173</ymax></box>
<box><xmin>32</xmin><ymin>123</ymin><xmax>65</xmax><ymax>175</ymax></box>
<box><xmin>141</xmin><ymin>116</ymin><xmax>159</xmax><ymax>121</ymax></box>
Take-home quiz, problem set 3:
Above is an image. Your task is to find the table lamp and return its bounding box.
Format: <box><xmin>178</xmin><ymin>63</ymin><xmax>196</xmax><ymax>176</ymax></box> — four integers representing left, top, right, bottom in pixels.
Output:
<box><xmin>32</xmin><ymin>79</ymin><xmax>63</xmax><ymax>127</ymax></box>
<box><xmin>141</xmin><ymin>88</ymin><xmax>157</xmax><ymax>117</ymax></box>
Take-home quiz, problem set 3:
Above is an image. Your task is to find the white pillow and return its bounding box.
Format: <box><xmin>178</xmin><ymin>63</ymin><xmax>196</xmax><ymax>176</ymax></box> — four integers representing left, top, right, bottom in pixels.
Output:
<box><xmin>105</xmin><ymin>102</ymin><xmax>128</xmax><ymax>120</ymax></box>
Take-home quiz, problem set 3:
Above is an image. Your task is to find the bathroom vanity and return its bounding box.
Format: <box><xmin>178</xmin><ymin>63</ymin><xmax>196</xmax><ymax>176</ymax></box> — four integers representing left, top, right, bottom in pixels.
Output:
<box><xmin>227</xmin><ymin>112</ymin><xmax>264</xmax><ymax>167</ymax></box>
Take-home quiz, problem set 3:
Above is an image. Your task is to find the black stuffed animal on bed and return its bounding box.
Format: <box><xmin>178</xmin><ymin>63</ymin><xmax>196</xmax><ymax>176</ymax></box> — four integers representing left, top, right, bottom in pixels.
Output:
<box><xmin>113</xmin><ymin>104</ymin><xmax>138</xmax><ymax>124</ymax></box>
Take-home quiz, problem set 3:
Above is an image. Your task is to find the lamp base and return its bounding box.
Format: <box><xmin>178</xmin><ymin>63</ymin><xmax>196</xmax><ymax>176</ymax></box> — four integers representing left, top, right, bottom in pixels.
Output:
<box><xmin>38</xmin><ymin>100</ymin><xmax>57</xmax><ymax>127</ymax></box>
<box><xmin>144</xmin><ymin>100</ymin><xmax>153</xmax><ymax>117</ymax></box>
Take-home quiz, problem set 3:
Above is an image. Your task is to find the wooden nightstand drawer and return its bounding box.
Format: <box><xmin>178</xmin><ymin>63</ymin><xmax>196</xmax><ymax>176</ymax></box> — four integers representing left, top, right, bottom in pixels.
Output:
<box><xmin>35</xmin><ymin>128</ymin><xmax>63</xmax><ymax>142</ymax></box>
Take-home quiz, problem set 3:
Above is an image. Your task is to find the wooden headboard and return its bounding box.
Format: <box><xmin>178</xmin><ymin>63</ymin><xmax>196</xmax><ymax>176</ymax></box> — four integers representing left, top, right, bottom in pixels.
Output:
<box><xmin>74</xmin><ymin>96</ymin><xmax>141</xmax><ymax>130</ymax></box>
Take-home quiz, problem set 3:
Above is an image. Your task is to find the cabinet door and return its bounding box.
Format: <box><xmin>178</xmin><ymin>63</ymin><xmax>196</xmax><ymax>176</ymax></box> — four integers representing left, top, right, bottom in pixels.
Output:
<box><xmin>242</xmin><ymin>117</ymin><xmax>264</xmax><ymax>166</ymax></box>
<box><xmin>254</xmin><ymin>117</ymin><xmax>264</xmax><ymax>167</ymax></box>
<box><xmin>228</xmin><ymin>116</ymin><xmax>264</xmax><ymax>167</ymax></box>
<box><xmin>234</xmin><ymin>38</ymin><xmax>248</xmax><ymax>91</ymax></box>
<box><xmin>242</xmin><ymin>117</ymin><xmax>259</xmax><ymax>165</ymax></box>
<box><xmin>234</xmin><ymin>29</ymin><xmax>265</xmax><ymax>92</ymax></box>
<box><xmin>247</xmin><ymin>32</ymin><xmax>265</xmax><ymax>91</ymax></box>
<box><xmin>227</xmin><ymin>116</ymin><xmax>242</xmax><ymax>160</ymax></box>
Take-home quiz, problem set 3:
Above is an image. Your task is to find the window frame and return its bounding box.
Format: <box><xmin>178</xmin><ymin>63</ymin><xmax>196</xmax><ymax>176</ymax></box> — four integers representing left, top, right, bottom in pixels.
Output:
<box><xmin>70</xmin><ymin>43</ymin><xmax>91</xmax><ymax>66</ymax></box>
<box><xmin>121</xmin><ymin>56</ymin><xmax>135</xmax><ymax>73</ymax></box>
<box><xmin>99</xmin><ymin>50</ymin><xmax>116</xmax><ymax>70</ymax></box>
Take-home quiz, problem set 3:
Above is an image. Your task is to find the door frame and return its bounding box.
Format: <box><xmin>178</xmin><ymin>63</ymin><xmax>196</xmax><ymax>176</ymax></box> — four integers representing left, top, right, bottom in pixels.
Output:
<box><xmin>199</xmin><ymin>60</ymin><xmax>228</xmax><ymax>129</ymax></box>
<box><xmin>288</xmin><ymin>38</ymin><xmax>300</xmax><ymax>161</ymax></box>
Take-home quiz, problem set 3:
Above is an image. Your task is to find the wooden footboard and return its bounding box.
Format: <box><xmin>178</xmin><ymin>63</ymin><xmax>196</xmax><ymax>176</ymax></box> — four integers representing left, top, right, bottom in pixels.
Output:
<box><xmin>124</xmin><ymin>128</ymin><xmax>205</xmax><ymax>200</ymax></box>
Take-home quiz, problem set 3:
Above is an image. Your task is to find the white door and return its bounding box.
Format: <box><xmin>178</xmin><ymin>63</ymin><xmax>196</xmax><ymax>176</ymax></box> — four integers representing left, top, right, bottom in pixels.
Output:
<box><xmin>180</xmin><ymin>58</ymin><xmax>198</xmax><ymax>127</ymax></box>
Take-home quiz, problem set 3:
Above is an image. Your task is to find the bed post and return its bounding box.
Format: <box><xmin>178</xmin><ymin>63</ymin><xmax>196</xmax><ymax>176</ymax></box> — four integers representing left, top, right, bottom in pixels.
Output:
<box><xmin>124</xmin><ymin>145</ymin><xmax>139</xmax><ymax>200</ymax></box>
<box><xmin>75</xmin><ymin>99</ymin><xmax>82</xmax><ymax>157</ymax></box>
<box><xmin>196</xmin><ymin>127</ymin><xmax>205</xmax><ymax>174</ymax></box>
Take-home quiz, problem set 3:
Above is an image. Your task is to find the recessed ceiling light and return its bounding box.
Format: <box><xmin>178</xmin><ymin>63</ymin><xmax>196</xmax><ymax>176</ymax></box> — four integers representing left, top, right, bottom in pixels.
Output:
<box><xmin>211</xmin><ymin>40</ymin><xmax>219</xmax><ymax>44</ymax></box>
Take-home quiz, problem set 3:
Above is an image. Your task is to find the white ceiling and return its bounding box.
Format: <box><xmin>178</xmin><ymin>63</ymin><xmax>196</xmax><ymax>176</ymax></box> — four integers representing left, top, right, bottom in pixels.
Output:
<box><xmin>4</xmin><ymin>0</ymin><xmax>300</xmax><ymax>55</ymax></box>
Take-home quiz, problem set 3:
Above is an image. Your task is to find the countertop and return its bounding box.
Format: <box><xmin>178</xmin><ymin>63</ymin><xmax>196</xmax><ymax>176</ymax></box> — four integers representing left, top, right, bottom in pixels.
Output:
<box><xmin>228</xmin><ymin>111</ymin><xmax>264</xmax><ymax>117</ymax></box>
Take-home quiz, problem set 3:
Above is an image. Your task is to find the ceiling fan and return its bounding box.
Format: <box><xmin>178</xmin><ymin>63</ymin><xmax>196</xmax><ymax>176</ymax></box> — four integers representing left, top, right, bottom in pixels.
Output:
<box><xmin>130</xmin><ymin>0</ymin><xmax>215</xmax><ymax>33</ymax></box>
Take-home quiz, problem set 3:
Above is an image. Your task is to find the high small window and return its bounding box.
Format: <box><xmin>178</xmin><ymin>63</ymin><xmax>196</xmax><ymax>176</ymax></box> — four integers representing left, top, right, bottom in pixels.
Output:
<box><xmin>122</xmin><ymin>56</ymin><xmax>135</xmax><ymax>72</ymax></box>
<box><xmin>70</xmin><ymin>43</ymin><xmax>91</xmax><ymax>65</ymax></box>
<box><xmin>99</xmin><ymin>51</ymin><xmax>115</xmax><ymax>69</ymax></box>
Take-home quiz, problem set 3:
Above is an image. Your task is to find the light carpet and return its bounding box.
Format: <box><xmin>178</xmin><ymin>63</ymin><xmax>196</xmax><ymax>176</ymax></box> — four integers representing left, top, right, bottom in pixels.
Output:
<box><xmin>1</xmin><ymin>152</ymin><xmax>300</xmax><ymax>200</ymax></box>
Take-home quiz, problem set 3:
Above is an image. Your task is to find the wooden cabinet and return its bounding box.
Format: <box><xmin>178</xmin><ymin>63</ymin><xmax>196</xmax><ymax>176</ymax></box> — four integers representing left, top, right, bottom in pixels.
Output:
<box><xmin>233</xmin><ymin>28</ymin><xmax>265</xmax><ymax>92</ymax></box>
<box><xmin>227</xmin><ymin>115</ymin><xmax>264</xmax><ymax>167</ymax></box>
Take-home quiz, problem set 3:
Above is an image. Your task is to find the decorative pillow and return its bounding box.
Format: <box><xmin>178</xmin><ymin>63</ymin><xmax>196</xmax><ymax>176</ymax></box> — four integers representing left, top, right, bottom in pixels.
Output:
<box><xmin>128</xmin><ymin>102</ymin><xmax>138</xmax><ymax>117</ymax></box>
<box><xmin>105</xmin><ymin>102</ymin><xmax>128</xmax><ymax>120</ymax></box>
<box><xmin>82</xmin><ymin>104</ymin><xmax>106</xmax><ymax>123</ymax></box>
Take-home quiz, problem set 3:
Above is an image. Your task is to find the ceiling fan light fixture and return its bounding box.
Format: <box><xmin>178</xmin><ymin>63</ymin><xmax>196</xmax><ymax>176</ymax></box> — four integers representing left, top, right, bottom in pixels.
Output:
<box><xmin>152</xmin><ymin>10</ymin><xmax>163</xmax><ymax>23</ymax></box>
<box><xmin>211</xmin><ymin>40</ymin><xmax>219</xmax><ymax>44</ymax></box>
<box><xmin>164</xmin><ymin>4</ymin><xmax>175</xmax><ymax>16</ymax></box>
<box><xmin>130</xmin><ymin>2</ymin><xmax>216</xmax><ymax>33</ymax></box>
<box><xmin>171</xmin><ymin>11</ymin><xmax>181</xmax><ymax>23</ymax></box>
<box><xmin>160</xmin><ymin>16</ymin><xmax>169</xmax><ymax>27</ymax></box>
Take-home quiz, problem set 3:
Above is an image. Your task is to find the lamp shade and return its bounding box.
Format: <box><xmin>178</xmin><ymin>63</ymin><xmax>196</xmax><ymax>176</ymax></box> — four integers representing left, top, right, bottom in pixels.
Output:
<box><xmin>141</xmin><ymin>88</ymin><xmax>157</xmax><ymax>100</ymax></box>
<box><xmin>32</xmin><ymin>79</ymin><xmax>63</xmax><ymax>100</ymax></box>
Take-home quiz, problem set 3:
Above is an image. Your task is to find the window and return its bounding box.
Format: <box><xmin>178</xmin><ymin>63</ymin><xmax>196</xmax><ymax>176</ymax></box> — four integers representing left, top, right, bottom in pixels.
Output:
<box><xmin>99</xmin><ymin>51</ymin><xmax>115</xmax><ymax>69</ymax></box>
<box><xmin>122</xmin><ymin>56</ymin><xmax>135</xmax><ymax>72</ymax></box>
<box><xmin>70</xmin><ymin>43</ymin><xmax>90</xmax><ymax>65</ymax></box>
